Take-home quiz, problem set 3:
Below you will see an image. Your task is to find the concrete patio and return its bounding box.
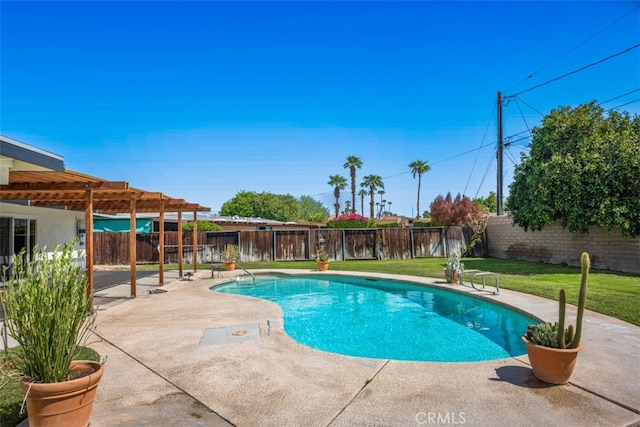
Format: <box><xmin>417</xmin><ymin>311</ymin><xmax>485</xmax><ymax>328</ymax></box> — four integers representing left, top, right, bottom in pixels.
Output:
<box><xmin>19</xmin><ymin>268</ymin><xmax>640</xmax><ymax>426</ymax></box>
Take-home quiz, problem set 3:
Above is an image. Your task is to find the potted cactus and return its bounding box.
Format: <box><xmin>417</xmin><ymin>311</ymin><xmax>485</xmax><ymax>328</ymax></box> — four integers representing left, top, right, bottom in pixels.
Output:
<box><xmin>223</xmin><ymin>244</ymin><xmax>239</xmax><ymax>271</ymax></box>
<box><xmin>444</xmin><ymin>250</ymin><xmax>462</xmax><ymax>284</ymax></box>
<box><xmin>316</xmin><ymin>251</ymin><xmax>330</xmax><ymax>271</ymax></box>
<box><xmin>522</xmin><ymin>252</ymin><xmax>590</xmax><ymax>384</ymax></box>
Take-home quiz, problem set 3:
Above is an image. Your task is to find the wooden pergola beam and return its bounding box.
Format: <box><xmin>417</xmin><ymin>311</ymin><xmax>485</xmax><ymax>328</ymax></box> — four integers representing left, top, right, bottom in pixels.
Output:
<box><xmin>0</xmin><ymin>181</ymin><xmax>129</xmax><ymax>191</ymax></box>
<box><xmin>28</xmin><ymin>200</ymin><xmax>209</xmax><ymax>213</ymax></box>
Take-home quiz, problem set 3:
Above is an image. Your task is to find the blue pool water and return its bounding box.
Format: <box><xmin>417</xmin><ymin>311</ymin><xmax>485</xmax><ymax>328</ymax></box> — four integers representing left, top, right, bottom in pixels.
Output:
<box><xmin>212</xmin><ymin>275</ymin><xmax>536</xmax><ymax>362</ymax></box>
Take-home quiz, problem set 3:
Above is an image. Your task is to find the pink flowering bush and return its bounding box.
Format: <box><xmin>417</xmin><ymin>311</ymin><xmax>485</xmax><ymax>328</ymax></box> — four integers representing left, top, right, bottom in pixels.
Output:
<box><xmin>326</xmin><ymin>213</ymin><xmax>371</xmax><ymax>228</ymax></box>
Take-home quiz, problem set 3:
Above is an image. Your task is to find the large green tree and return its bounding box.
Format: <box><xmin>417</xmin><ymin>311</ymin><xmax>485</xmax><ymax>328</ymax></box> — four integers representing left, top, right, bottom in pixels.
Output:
<box><xmin>343</xmin><ymin>155</ymin><xmax>363</xmax><ymax>214</ymax></box>
<box><xmin>507</xmin><ymin>101</ymin><xmax>640</xmax><ymax>236</ymax></box>
<box><xmin>298</xmin><ymin>195</ymin><xmax>330</xmax><ymax>223</ymax></box>
<box><xmin>409</xmin><ymin>159</ymin><xmax>431</xmax><ymax>219</ymax></box>
<box><xmin>473</xmin><ymin>191</ymin><xmax>498</xmax><ymax>213</ymax></box>
<box><xmin>220</xmin><ymin>191</ymin><xmax>328</xmax><ymax>223</ymax></box>
<box><xmin>328</xmin><ymin>175</ymin><xmax>347</xmax><ymax>218</ymax></box>
<box><xmin>362</xmin><ymin>174</ymin><xmax>384</xmax><ymax>219</ymax></box>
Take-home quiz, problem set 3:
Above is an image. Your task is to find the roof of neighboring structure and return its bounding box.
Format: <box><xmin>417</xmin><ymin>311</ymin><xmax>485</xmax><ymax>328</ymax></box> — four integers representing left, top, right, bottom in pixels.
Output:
<box><xmin>96</xmin><ymin>212</ymin><xmax>323</xmax><ymax>228</ymax></box>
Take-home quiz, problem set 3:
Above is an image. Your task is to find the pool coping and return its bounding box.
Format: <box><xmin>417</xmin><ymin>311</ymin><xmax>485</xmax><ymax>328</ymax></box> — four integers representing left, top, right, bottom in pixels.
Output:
<box><xmin>84</xmin><ymin>269</ymin><xmax>640</xmax><ymax>426</ymax></box>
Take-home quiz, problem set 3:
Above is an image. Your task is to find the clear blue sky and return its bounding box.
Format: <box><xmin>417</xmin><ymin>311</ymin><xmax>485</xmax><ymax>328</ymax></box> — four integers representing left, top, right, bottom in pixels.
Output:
<box><xmin>2</xmin><ymin>1</ymin><xmax>639</xmax><ymax>218</ymax></box>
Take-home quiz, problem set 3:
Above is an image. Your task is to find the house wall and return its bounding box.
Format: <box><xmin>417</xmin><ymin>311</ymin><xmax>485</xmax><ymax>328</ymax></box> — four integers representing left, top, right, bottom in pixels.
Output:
<box><xmin>0</xmin><ymin>202</ymin><xmax>85</xmax><ymax>254</ymax></box>
<box><xmin>486</xmin><ymin>215</ymin><xmax>640</xmax><ymax>274</ymax></box>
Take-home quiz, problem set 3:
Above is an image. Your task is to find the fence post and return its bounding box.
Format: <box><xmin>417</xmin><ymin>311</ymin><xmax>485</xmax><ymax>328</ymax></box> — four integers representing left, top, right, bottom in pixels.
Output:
<box><xmin>273</xmin><ymin>230</ymin><xmax>277</xmax><ymax>262</ymax></box>
<box><xmin>410</xmin><ymin>228</ymin><xmax>415</xmax><ymax>259</ymax></box>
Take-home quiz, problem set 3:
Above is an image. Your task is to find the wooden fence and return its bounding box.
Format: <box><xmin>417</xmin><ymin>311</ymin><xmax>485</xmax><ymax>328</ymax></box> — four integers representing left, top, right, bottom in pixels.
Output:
<box><xmin>93</xmin><ymin>226</ymin><xmax>484</xmax><ymax>265</ymax></box>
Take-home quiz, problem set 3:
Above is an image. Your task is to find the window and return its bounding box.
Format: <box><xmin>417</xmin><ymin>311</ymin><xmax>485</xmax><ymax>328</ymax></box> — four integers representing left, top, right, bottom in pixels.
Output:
<box><xmin>0</xmin><ymin>217</ymin><xmax>37</xmax><ymax>264</ymax></box>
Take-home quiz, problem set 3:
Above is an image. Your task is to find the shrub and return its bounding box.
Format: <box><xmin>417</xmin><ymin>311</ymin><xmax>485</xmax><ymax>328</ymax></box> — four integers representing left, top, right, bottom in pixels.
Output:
<box><xmin>182</xmin><ymin>221</ymin><xmax>222</xmax><ymax>232</ymax></box>
<box><xmin>413</xmin><ymin>219</ymin><xmax>432</xmax><ymax>228</ymax></box>
<box><xmin>326</xmin><ymin>213</ymin><xmax>370</xmax><ymax>229</ymax></box>
<box><xmin>430</xmin><ymin>192</ymin><xmax>487</xmax><ymax>226</ymax></box>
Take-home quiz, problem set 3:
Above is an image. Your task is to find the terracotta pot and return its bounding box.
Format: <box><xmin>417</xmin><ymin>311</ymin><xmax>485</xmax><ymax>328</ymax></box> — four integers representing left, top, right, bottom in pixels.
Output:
<box><xmin>443</xmin><ymin>269</ymin><xmax>459</xmax><ymax>284</ymax></box>
<box><xmin>22</xmin><ymin>360</ymin><xmax>104</xmax><ymax>427</ymax></box>
<box><xmin>317</xmin><ymin>261</ymin><xmax>329</xmax><ymax>271</ymax></box>
<box><xmin>522</xmin><ymin>336</ymin><xmax>582</xmax><ymax>384</ymax></box>
<box><xmin>224</xmin><ymin>262</ymin><xmax>236</xmax><ymax>271</ymax></box>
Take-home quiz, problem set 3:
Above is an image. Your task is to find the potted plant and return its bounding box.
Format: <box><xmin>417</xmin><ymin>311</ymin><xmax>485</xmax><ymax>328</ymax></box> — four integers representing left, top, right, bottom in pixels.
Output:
<box><xmin>444</xmin><ymin>250</ymin><xmax>462</xmax><ymax>283</ymax></box>
<box><xmin>223</xmin><ymin>244</ymin><xmax>239</xmax><ymax>271</ymax></box>
<box><xmin>316</xmin><ymin>251</ymin><xmax>330</xmax><ymax>271</ymax></box>
<box><xmin>522</xmin><ymin>252</ymin><xmax>590</xmax><ymax>384</ymax></box>
<box><xmin>0</xmin><ymin>241</ymin><xmax>104</xmax><ymax>426</ymax></box>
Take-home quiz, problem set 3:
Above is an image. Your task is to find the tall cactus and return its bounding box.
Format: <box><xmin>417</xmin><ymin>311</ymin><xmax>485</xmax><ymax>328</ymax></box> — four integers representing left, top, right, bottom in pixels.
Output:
<box><xmin>569</xmin><ymin>252</ymin><xmax>590</xmax><ymax>348</ymax></box>
<box><xmin>557</xmin><ymin>289</ymin><xmax>567</xmax><ymax>348</ymax></box>
<box><xmin>556</xmin><ymin>252</ymin><xmax>590</xmax><ymax>349</ymax></box>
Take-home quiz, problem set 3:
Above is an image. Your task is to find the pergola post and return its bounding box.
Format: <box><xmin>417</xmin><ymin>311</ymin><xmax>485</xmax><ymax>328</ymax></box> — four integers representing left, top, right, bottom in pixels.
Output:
<box><xmin>177</xmin><ymin>210</ymin><xmax>183</xmax><ymax>278</ymax></box>
<box><xmin>85</xmin><ymin>189</ymin><xmax>94</xmax><ymax>300</ymax></box>
<box><xmin>130</xmin><ymin>198</ymin><xmax>137</xmax><ymax>297</ymax></box>
<box><xmin>192</xmin><ymin>211</ymin><xmax>198</xmax><ymax>272</ymax></box>
<box><xmin>159</xmin><ymin>203</ymin><xmax>165</xmax><ymax>284</ymax></box>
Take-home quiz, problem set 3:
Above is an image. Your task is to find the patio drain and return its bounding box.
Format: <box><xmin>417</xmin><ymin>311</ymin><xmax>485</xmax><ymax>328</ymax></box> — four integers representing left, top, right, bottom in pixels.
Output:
<box><xmin>199</xmin><ymin>324</ymin><xmax>260</xmax><ymax>346</ymax></box>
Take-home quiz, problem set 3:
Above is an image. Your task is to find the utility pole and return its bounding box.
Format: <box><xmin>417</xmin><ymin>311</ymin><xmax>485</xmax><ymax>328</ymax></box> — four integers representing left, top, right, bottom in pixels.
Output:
<box><xmin>497</xmin><ymin>91</ymin><xmax>504</xmax><ymax>215</ymax></box>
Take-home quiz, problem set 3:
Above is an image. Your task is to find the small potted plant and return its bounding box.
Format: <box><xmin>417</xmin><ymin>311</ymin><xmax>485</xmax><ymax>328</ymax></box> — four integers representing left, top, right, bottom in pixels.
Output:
<box><xmin>444</xmin><ymin>250</ymin><xmax>462</xmax><ymax>283</ymax></box>
<box><xmin>0</xmin><ymin>241</ymin><xmax>104</xmax><ymax>426</ymax></box>
<box><xmin>316</xmin><ymin>251</ymin><xmax>330</xmax><ymax>271</ymax></box>
<box><xmin>522</xmin><ymin>252</ymin><xmax>590</xmax><ymax>384</ymax></box>
<box><xmin>223</xmin><ymin>244</ymin><xmax>239</xmax><ymax>271</ymax></box>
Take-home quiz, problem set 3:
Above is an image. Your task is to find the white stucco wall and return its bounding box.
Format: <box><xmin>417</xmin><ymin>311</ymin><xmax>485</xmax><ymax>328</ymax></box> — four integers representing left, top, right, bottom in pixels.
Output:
<box><xmin>0</xmin><ymin>202</ymin><xmax>85</xmax><ymax>258</ymax></box>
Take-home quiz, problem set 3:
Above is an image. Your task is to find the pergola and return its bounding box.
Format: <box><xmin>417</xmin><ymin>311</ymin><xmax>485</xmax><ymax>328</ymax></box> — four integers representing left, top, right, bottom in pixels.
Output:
<box><xmin>0</xmin><ymin>169</ymin><xmax>210</xmax><ymax>297</ymax></box>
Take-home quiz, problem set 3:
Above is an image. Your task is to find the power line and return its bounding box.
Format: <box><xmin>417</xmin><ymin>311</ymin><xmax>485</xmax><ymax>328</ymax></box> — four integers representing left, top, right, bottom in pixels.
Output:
<box><xmin>598</xmin><ymin>88</ymin><xmax>640</xmax><ymax>105</ymax></box>
<box><xmin>505</xmin><ymin>4</ymin><xmax>640</xmax><ymax>94</ymax></box>
<box><xmin>464</xmin><ymin>105</ymin><xmax>496</xmax><ymax>195</ymax></box>
<box><xmin>514</xmin><ymin>98</ymin><xmax>533</xmax><ymax>136</ymax></box>
<box><xmin>504</xmin><ymin>129</ymin><xmax>531</xmax><ymax>139</ymax></box>
<box><xmin>504</xmin><ymin>149</ymin><xmax>519</xmax><ymax>166</ymax></box>
<box><xmin>505</xmin><ymin>135</ymin><xmax>532</xmax><ymax>147</ymax></box>
<box><xmin>505</xmin><ymin>44</ymin><xmax>640</xmax><ymax>99</ymax></box>
<box><xmin>430</xmin><ymin>141</ymin><xmax>496</xmax><ymax>167</ymax></box>
<box><xmin>604</xmin><ymin>98</ymin><xmax>640</xmax><ymax>113</ymax></box>
<box><xmin>508</xmin><ymin>95</ymin><xmax>545</xmax><ymax>117</ymax></box>
<box><xmin>474</xmin><ymin>150</ymin><xmax>496</xmax><ymax>199</ymax></box>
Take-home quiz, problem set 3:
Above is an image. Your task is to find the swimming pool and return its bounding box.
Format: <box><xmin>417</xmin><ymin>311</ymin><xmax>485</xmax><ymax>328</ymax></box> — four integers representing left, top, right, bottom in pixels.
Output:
<box><xmin>212</xmin><ymin>274</ymin><xmax>536</xmax><ymax>362</ymax></box>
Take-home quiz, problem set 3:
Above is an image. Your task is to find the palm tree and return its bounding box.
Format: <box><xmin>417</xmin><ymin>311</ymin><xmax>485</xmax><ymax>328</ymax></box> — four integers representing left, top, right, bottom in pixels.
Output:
<box><xmin>378</xmin><ymin>190</ymin><xmax>386</xmax><ymax>218</ymax></box>
<box><xmin>358</xmin><ymin>187</ymin><xmax>368</xmax><ymax>215</ymax></box>
<box><xmin>361</xmin><ymin>175</ymin><xmax>384</xmax><ymax>219</ymax></box>
<box><xmin>328</xmin><ymin>174</ymin><xmax>347</xmax><ymax>218</ymax></box>
<box><xmin>409</xmin><ymin>160</ymin><xmax>431</xmax><ymax>219</ymax></box>
<box><xmin>343</xmin><ymin>156</ymin><xmax>363</xmax><ymax>214</ymax></box>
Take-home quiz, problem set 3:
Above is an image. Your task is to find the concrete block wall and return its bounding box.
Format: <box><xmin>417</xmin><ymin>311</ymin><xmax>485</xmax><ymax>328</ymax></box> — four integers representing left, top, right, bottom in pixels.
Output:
<box><xmin>486</xmin><ymin>215</ymin><xmax>640</xmax><ymax>274</ymax></box>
